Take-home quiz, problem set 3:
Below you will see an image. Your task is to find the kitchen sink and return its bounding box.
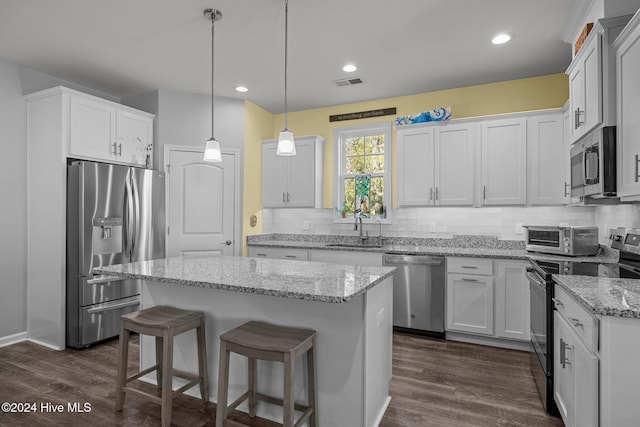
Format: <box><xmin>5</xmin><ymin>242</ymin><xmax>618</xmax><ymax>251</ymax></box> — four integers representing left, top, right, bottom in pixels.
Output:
<box><xmin>325</xmin><ymin>243</ymin><xmax>383</xmax><ymax>249</ymax></box>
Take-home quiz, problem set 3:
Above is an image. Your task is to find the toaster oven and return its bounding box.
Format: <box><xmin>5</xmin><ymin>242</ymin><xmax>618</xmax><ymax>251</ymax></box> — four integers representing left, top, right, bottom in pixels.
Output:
<box><xmin>524</xmin><ymin>225</ymin><xmax>599</xmax><ymax>256</ymax></box>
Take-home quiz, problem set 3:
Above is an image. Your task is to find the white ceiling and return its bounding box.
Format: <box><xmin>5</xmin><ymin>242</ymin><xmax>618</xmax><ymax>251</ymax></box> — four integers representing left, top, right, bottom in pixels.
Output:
<box><xmin>0</xmin><ymin>0</ymin><xmax>576</xmax><ymax>114</ymax></box>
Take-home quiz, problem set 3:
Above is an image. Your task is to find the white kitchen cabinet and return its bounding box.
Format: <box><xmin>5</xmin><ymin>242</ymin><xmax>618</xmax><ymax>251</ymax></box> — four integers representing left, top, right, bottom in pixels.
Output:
<box><xmin>262</xmin><ymin>135</ymin><xmax>324</xmax><ymax>208</ymax></box>
<box><xmin>527</xmin><ymin>112</ymin><xmax>566</xmax><ymax>205</ymax></box>
<box><xmin>554</xmin><ymin>311</ymin><xmax>599</xmax><ymax>427</ymax></box>
<box><xmin>397</xmin><ymin>123</ymin><xmax>475</xmax><ymax>206</ymax></box>
<box><xmin>68</xmin><ymin>90</ymin><xmax>153</xmax><ymax>168</ymax></box>
<box><xmin>446</xmin><ymin>258</ymin><xmax>494</xmax><ymax>336</ymax></box>
<box><xmin>567</xmin><ymin>15</ymin><xmax>631</xmax><ymax>144</ymax></box>
<box><xmin>494</xmin><ymin>261</ymin><xmax>529</xmax><ymax>341</ymax></box>
<box><xmin>481</xmin><ymin>118</ymin><xmax>527</xmax><ymax>205</ymax></box>
<box><xmin>248</xmin><ymin>246</ymin><xmax>308</xmax><ymax>260</ymax></box>
<box><xmin>615</xmin><ymin>11</ymin><xmax>640</xmax><ymax>200</ymax></box>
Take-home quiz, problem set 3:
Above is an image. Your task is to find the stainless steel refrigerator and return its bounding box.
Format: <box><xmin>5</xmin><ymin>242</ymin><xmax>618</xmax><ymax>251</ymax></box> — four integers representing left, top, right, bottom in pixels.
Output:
<box><xmin>66</xmin><ymin>160</ymin><xmax>165</xmax><ymax>348</ymax></box>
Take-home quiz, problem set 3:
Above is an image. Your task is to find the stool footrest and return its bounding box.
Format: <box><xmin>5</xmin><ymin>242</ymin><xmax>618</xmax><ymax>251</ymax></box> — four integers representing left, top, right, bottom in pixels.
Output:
<box><xmin>173</xmin><ymin>378</ymin><xmax>202</xmax><ymax>396</ymax></box>
<box><xmin>255</xmin><ymin>392</ymin><xmax>310</xmax><ymax>413</ymax></box>
<box><xmin>228</xmin><ymin>390</ymin><xmax>251</xmax><ymax>412</ymax></box>
<box><xmin>123</xmin><ymin>386</ymin><xmax>162</xmax><ymax>404</ymax></box>
<box><xmin>126</xmin><ymin>365</ymin><xmax>159</xmax><ymax>384</ymax></box>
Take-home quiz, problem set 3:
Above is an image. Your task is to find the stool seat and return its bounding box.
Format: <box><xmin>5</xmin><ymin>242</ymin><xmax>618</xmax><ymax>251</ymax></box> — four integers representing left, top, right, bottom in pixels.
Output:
<box><xmin>115</xmin><ymin>305</ymin><xmax>208</xmax><ymax>427</ymax></box>
<box><xmin>220</xmin><ymin>321</ymin><xmax>315</xmax><ymax>353</ymax></box>
<box><xmin>217</xmin><ymin>321</ymin><xmax>317</xmax><ymax>427</ymax></box>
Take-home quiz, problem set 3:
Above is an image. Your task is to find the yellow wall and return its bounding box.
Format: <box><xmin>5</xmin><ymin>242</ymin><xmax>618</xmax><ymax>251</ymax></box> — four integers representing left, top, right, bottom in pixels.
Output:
<box><xmin>243</xmin><ymin>73</ymin><xmax>569</xmax><ymax>241</ymax></box>
<box><xmin>242</xmin><ymin>100</ymin><xmax>275</xmax><ymax>255</ymax></box>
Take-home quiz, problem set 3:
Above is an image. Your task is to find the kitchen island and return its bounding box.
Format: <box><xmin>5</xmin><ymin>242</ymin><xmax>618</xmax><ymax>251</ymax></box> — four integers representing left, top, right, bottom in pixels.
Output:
<box><xmin>95</xmin><ymin>255</ymin><xmax>395</xmax><ymax>427</ymax></box>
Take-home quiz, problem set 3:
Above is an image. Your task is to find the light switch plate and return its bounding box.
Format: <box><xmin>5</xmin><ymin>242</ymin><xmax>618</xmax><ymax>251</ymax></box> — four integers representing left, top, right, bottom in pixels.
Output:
<box><xmin>515</xmin><ymin>223</ymin><xmax>524</xmax><ymax>235</ymax></box>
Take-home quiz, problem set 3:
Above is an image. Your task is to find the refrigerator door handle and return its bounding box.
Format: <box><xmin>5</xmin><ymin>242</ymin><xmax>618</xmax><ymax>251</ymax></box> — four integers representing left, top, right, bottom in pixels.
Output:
<box><xmin>130</xmin><ymin>171</ymin><xmax>140</xmax><ymax>256</ymax></box>
<box><xmin>86</xmin><ymin>275</ymin><xmax>123</xmax><ymax>285</ymax></box>
<box><xmin>86</xmin><ymin>298</ymin><xmax>140</xmax><ymax>314</ymax></box>
<box><xmin>124</xmin><ymin>170</ymin><xmax>135</xmax><ymax>258</ymax></box>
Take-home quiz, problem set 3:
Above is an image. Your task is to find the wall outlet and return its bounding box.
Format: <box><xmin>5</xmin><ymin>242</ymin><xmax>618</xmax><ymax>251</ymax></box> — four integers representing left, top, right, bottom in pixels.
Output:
<box><xmin>429</xmin><ymin>222</ymin><xmax>437</xmax><ymax>232</ymax></box>
<box><xmin>515</xmin><ymin>223</ymin><xmax>524</xmax><ymax>235</ymax></box>
<box><xmin>303</xmin><ymin>220</ymin><xmax>309</xmax><ymax>230</ymax></box>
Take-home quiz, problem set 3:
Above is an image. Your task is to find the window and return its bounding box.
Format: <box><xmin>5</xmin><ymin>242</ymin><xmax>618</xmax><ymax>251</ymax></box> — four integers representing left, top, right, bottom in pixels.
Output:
<box><xmin>334</xmin><ymin>122</ymin><xmax>391</xmax><ymax>220</ymax></box>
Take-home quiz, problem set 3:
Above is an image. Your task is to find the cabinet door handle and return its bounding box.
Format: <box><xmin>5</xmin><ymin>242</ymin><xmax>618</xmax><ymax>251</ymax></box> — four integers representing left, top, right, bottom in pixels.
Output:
<box><xmin>564</xmin><ymin>182</ymin><xmax>570</xmax><ymax>197</ymax></box>
<box><xmin>560</xmin><ymin>338</ymin><xmax>572</xmax><ymax>368</ymax></box>
<box><xmin>552</xmin><ymin>297</ymin><xmax>564</xmax><ymax>307</ymax></box>
<box><xmin>569</xmin><ymin>317</ymin><xmax>583</xmax><ymax>328</ymax></box>
<box><xmin>483</xmin><ymin>186</ymin><xmax>486</xmax><ymax>200</ymax></box>
<box><xmin>255</xmin><ymin>253</ymin><xmax>267</xmax><ymax>257</ymax></box>
<box><xmin>118</xmin><ymin>143</ymin><xmax>122</xmax><ymax>156</ymax></box>
<box><xmin>461</xmin><ymin>278</ymin><xmax>479</xmax><ymax>282</ymax></box>
<box><xmin>461</xmin><ymin>265</ymin><xmax>478</xmax><ymax>269</ymax></box>
<box><xmin>435</xmin><ymin>187</ymin><xmax>439</xmax><ymax>201</ymax></box>
<box><xmin>112</xmin><ymin>142</ymin><xmax>118</xmax><ymax>156</ymax></box>
<box><xmin>285</xmin><ymin>255</ymin><xmax>297</xmax><ymax>258</ymax></box>
<box><xmin>575</xmin><ymin>107</ymin><xmax>584</xmax><ymax>128</ymax></box>
<box><xmin>635</xmin><ymin>155</ymin><xmax>640</xmax><ymax>183</ymax></box>
<box><xmin>286</xmin><ymin>192</ymin><xmax>290</xmax><ymax>203</ymax></box>
<box><xmin>429</xmin><ymin>187</ymin><xmax>433</xmax><ymax>201</ymax></box>
<box><xmin>283</xmin><ymin>192</ymin><xmax>286</xmax><ymax>203</ymax></box>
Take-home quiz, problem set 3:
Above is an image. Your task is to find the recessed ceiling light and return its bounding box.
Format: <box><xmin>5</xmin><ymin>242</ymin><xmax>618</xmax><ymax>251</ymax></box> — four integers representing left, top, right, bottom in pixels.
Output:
<box><xmin>235</xmin><ymin>86</ymin><xmax>248</xmax><ymax>93</ymax></box>
<box><xmin>342</xmin><ymin>64</ymin><xmax>357</xmax><ymax>72</ymax></box>
<box><xmin>492</xmin><ymin>33</ymin><xmax>512</xmax><ymax>45</ymax></box>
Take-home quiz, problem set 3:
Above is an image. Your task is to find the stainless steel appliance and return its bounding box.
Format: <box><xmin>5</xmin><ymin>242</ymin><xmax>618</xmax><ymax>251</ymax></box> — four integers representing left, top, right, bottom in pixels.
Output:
<box><xmin>524</xmin><ymin>225</ymin><xmax>598</xmax><ymax>256</ymax></box>
<box><xmin>526</xmin><ymin>227</ymin><xmax>640</xmax><ymax>416</ymax></box>
<box><xmin>66</xmin><ymin>160</ymin><xmax>165</xmax><ymax>348</ymax></box>
<box><xmin>570</xmin><ymin>126</ymin><xmax>616</xmax><ymax>198</ymax></box>
<box><xmin>383</xmin><ymin>254</ymin><xmax>445</xmax><ymax>337</ymax></box>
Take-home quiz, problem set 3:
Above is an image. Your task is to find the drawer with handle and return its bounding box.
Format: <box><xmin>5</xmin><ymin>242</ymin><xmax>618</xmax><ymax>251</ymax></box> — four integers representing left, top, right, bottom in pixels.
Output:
<box><xmin>553</xmin><ymin>284</ymin><xmax>599</xmax><ymax>353</ymax></box>
<box><xmin>447</xmin><ymin>257</ymin><xmax>493</xmax><ymax>275</ymax></box>
<box><xmin>248</xmin><ymin>247</ymin><xmax>309</xmax><ymax>261</ymax></box>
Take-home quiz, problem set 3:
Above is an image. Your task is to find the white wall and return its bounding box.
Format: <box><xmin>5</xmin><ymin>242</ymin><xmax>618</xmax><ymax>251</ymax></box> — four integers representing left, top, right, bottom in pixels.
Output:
<box><xmin>0</xmin><ymin>59</ymin><xmax>120</xmax><ymax>341</ymax></box>
<box><xmin>594</xmin><ymin>204</ymin><xmax>640</xmax><ymax>243</ymax></box>
<box><xmin>263</xmin><ymin>206</ymin><xmax>597</xmax><ymax>240</ymax></box>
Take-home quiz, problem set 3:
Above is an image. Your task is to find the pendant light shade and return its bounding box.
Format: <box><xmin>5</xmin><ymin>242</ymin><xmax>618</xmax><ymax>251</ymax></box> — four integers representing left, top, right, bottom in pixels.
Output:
<box><xmin>203</xmin><ymin>8</ymin><xmax>222</xmax><ymax>162</ymax></box>
<box><xmin>276</xmin><ymin>0</ymin><xmax>296</xmax><ymax>156</ymax></box>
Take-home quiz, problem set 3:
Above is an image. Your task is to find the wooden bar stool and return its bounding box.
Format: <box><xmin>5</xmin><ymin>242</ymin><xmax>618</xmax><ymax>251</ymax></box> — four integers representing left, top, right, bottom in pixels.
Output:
<box><xmin>115</xmin><ymin>305</ymin><xmax>209</xmax><ymax>427</ymax></box>
<box><xmin>216</xmin><ymin>321</ymin><xmax>317</xmax><ymax>427</ymax></box>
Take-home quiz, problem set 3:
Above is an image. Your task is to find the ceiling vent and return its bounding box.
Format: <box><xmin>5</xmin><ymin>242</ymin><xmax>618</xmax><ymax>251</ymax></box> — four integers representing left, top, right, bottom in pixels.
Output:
<box><xmin>333</xmin><ymin>76</ymin><xmax>365</xmax><ymax>87</ymax></box>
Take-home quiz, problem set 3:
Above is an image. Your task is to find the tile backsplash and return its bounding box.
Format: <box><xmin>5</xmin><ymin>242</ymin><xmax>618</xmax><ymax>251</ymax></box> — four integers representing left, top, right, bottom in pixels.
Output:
<box><xmin>262</xmin><ymin>206</ymin><xmax>598</xmax><ymax>240</ymax></box>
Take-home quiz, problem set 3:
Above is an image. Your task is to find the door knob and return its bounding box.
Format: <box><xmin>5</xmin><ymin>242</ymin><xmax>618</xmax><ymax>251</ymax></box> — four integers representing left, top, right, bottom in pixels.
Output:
<box><xmin>221</xmin><ymin>240</ymin><xmax>232</xmax><ymax>245</ymax></box>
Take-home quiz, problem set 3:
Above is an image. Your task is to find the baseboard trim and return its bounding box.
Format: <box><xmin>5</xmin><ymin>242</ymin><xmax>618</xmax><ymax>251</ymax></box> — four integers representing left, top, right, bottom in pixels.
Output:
<box><xmin>446</xmin><ymin>331</ymin><xmax>530</xmax><ymax>352</ymax></box>
<box><xmin>27</xmin><ymin>338</ymin><xmax>65</xmax><ymax>351</ymax></box>
<box><xmin>0</xmin><ymin>332</ymin><xmax>28</xmax><ymax>348</ymax></box>
<box><xmin>372</xmin><ymin>395</ymin><xmax>392</xmax><ymax>427</ymax></box>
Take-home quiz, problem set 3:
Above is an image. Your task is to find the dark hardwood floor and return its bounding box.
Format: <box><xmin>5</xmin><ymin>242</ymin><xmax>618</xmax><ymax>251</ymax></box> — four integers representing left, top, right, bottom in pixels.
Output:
<box><xmin>0</xmin><ymin>333</ymin><xmax>563</xmax><ymax>427</ymax></box>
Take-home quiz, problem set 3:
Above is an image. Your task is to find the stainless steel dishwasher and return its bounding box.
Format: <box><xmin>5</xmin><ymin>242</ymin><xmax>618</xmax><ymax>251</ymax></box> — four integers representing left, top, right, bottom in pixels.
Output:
<box><xmin>383</xmin><ymin>254</ymin><xmax>445</xmax><ymax>336</ymax></box>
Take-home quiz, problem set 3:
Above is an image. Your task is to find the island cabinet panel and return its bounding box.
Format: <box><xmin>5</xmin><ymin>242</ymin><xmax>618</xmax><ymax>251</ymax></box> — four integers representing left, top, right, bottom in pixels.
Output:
<box><xmin>615</xmin><ymin>11</ymin><xmax>640</xmax><ymax>200</ymax></box>
<box><xmin>262</xmin><ymin>135</ymin><xmax>324</xmax><ymax>208</ymax></box>
<box><xmin>527</xmin><ymin>113</ymin><xmax>566</xmax><ymax>206</ymax></box>
<box><xmin>247</xmin><ymin>246</ymin><xmax>308</xmax><ymax>260</ymax></box>
<box><xmin>480</xmin><ymin>118</ymin><xmax>527</xmax><ymax>205</ymax></box>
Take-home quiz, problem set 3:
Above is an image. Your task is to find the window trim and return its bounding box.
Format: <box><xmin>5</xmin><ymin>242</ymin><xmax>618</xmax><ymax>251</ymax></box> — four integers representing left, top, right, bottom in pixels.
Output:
<box><xmin>333</xmin><ymin>121</ymin><xmax>392</xmax><ymax>224</ymax></box>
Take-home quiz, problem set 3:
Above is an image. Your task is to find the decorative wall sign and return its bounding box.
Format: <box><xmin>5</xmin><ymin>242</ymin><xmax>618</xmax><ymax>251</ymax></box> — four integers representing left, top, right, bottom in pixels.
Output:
<box><xmin>329</xmin><ymin>108</ymin><xmax>396</xmax><ymax>122</ymax></box>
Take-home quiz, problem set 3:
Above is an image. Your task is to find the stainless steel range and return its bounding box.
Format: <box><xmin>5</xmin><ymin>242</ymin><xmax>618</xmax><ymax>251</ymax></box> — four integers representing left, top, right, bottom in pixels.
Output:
<box><xmin>526</xmin><ymin>227</ymin><xmax>640</xmax><ymax>416</ymax></box>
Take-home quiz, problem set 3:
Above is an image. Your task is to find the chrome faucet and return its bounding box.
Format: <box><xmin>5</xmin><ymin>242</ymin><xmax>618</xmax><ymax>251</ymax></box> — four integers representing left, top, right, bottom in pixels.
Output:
<box><xmin>354</xmin><ymin>209</ymin><xmax>367</xmax><ymax>244</ymax></box>
<box><xmin>375</xmin><ymin>219</ymin><xmax>384</xmax><ymax>245</ymax></box>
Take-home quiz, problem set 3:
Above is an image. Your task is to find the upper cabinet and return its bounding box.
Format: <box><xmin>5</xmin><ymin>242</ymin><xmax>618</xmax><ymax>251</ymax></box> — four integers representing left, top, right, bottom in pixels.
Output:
<box><xmin>615</xmin><ymin>11</ymin><xmax>640</xmax><ymax>200</ymax></box>
<box><xmin>397</xmin><ymin>123</ymin><xmax>475</xmax><ymax>207</ymax></box>
<box><xmin>262</xmin><ymin>135</ymin><xmax>325</xmax><ymax>208</ymax></box>
<box><xmin>27</xmin><ymin>86</ymin><xmax>154</xmax><ymax>168</ymax></box>
<box><xmin>566</xmin><ymin>15</ymin><xmax>632</xmax><ymax>144</ymax></box>
<box><xmin>527</xmin><ymin>112</ymin><xmax>566</xmax><ymax>205</ymax></box>
<box><xmin>481</xmin><ymin>118</ymin><xmax>527</xmax><ymax>205</ymax></box>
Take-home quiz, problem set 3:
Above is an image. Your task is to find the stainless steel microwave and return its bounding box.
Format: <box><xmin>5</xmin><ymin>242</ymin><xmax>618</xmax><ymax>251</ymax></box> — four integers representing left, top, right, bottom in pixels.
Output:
<box><xmin>524</xmin><ymin>225</ymin><xmax>599</xmax><ymax>256</ymax></box>
<box><xmin>570</xmin><ymin>126</ymin><xmax>616</xmax><ymax>198</ymax></box>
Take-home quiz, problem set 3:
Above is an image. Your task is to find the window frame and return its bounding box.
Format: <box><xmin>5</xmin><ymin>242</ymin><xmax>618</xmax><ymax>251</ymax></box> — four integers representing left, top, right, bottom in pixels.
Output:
<box><xmin>333</xmin><ymin>121</ymin><xmax>392</xmax><ymax>224</ymax></box>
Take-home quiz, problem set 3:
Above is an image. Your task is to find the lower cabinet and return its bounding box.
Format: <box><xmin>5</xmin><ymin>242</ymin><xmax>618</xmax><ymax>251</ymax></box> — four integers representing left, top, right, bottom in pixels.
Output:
<box><xmin>247</xmin><ymin>247</ymin><xmax>308</xmax><ymax>261</ymax></box>
<box><xmin>446</xmin><ymin>258</ymin><xmax>530</xmax><ymax>343</ymax></box>
<box><xmin>446</xmin><ymin>258</ymin><xmax>494</xmax><ymax>335</ymax></box>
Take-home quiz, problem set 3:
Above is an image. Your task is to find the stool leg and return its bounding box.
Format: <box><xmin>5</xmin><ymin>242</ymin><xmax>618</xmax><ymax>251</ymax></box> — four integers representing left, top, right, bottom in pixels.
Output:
<box><xmin>216</xmin><ymin>341</ymin><xmax>230</xmax><ymax>427</ymax></box>
<box><xmin>161</xmin><ymin>329</ymin><xmax>174</xmax><ymax>427</ymax></box>
<box><xmin>283</xmin><ymin>351</ymin><xmax>295</xmax><ymax>427</ymax></box>
<box><xmin>248</xmin><ymin>357</ymin><xmax>257</xmax><ymax>417</ymax></box>
<box><xmin>115</xmin><ymin>323</ymin><xmax>129</xmax><ymax>411</ymax></box>
<box><xmin>155</xmin><ymin>336</ymin><xmax>163</xmax><ymax>393</ymax></box>
<box><xmin>196</xmin><ymin>317</ymin><xmax>209</xmax><ymax>403</ymax></box>
<box><xmin>307</xmin><ymin>339</ymin><xmax>317</xmax><ymax>427</ymax></box>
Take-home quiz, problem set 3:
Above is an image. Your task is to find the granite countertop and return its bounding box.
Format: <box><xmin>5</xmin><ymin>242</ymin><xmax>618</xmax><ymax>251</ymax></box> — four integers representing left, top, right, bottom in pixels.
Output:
<box><xmin>93</xmin><ymin>255</ymin><xmax>396</xmax><ymax>304</ymax></box>
<box><xmin>554</xmin><ymin>275</ymin><xmax>640</xmax><ymax>319</ymax></box>
<box><xmin>248</xmin><ymin>239</ymin><xmax>529</xmax><ymax>260</ymax></box>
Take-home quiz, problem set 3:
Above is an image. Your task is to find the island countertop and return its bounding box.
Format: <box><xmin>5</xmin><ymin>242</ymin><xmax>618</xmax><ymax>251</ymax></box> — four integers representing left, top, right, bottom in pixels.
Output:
<box><xmin>93</xmin><ymin>255</ymin><xmax>396</xmax><ymax>303</ymax></box>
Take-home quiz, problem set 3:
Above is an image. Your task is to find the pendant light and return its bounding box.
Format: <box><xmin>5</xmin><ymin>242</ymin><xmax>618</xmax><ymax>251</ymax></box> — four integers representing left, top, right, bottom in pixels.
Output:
<box><xmin>203</xmin><ymin>8</ymin><xmax>223</xmax><ymax>162</ymax></box>
<box><xmin>276</xmin><ymin>0</ymin><xmax>296</xmax><ymax>156</ymax></box>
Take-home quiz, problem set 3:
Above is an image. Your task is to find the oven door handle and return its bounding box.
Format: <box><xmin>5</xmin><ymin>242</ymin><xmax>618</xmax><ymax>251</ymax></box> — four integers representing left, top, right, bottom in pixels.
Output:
<box><xmin>525</xmin><ymin>269</ymin><xmax>546</xmax><ymax>289</ymax></box>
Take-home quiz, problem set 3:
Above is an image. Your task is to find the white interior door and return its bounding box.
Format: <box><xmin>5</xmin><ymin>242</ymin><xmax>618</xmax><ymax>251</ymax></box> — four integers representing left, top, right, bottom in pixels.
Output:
<box><xmin>166</xmin><ymin>147</ymin><xmax>238</xmax><ymax>257</ymax></box>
